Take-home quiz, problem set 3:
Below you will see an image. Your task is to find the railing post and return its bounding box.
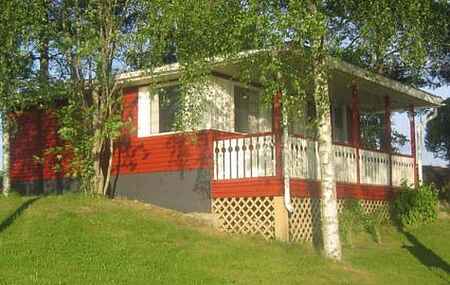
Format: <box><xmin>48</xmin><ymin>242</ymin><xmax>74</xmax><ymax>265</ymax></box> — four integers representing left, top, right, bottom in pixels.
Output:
<box><xmin>408</xmin><ymin>105</ymin><xmax>419</xmax><ymax>187</ymax></box>
<box><xmin>351</xmin><ymin>81</ymin><xmax>361</xmax><ymax>185</ymax></box>
<box><xmin>384</xmin><ymin>96</ymin><xmax>393</xmax><ymax>187</ymax></box>
<box><xmin>272</xmin><ymin>91</ymin><xmax>289</xmax><ymax>241</ymax></box>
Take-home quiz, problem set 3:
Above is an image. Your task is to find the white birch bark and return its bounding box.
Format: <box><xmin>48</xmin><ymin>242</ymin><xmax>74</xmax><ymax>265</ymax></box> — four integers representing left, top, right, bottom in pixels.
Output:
<box><xmin>314</xmin><ymin>62</ymin><xmax>342</xmax><ymax>261</ymax></box>
<box><xmin>2</xmin><ymin>115</ymin><xmax>10</xmax><ymax>196</ymax></box>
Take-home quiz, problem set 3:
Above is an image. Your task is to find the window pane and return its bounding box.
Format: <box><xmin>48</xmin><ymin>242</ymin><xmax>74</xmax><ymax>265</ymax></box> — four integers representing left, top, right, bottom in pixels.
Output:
<box><xmin>288</xmin><ymin>101</ymin><xmax>316</xmax><ymax>137</ymax></box>
<box><xmin>234</xmin><ymin>86</ymin><xmax>250</xmax><ymax>132</ymax></box>
<box><xmin>159</xmin><ymin>85</ymin><xmax>181</xmax><ymax>133</ymax></box>
<box><xmin>234</xmin><ymin>86</ymin><xmax>273</xmax><ymax>133</ymax></box>
<box><xmin>333</xmin><ymin>105</ymin><xmax>348</xmax><ymax>143</ymax></box>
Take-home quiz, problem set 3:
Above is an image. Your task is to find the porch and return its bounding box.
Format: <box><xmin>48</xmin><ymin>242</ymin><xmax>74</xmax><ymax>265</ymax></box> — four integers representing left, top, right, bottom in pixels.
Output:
<box><xmin>208</xmin><ymin>60</ymin><xmax>441</xmax><ymax>242</ymax></box>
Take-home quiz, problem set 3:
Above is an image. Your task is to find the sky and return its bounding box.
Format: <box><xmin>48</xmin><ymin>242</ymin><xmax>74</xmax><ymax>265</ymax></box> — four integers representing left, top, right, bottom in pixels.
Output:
<box><xmin>416</xmin><ymin>85</ymin><xmax>448</xmax><ymax>166</ymax></box>
<box><xmin>0</xmin><ymin>86</ymin><xmax>448</xmax><ymax>170</ymax></box>
<box><xmin>391</xmin><ymin>85</ymin><xmax>449</xmax><ymax>167</ymax></box>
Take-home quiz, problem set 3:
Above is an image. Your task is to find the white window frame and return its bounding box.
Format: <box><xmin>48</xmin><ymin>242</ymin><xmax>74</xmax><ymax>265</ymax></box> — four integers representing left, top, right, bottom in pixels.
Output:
<box><xmin>231</xmin><ymin>82</ymin><xmax>271</xmax><ymax>134</ymax></box>
<box><xmin>137</xmin><ymin>82</ymin><xmax>181</xmax><ymax>138</ymax></box>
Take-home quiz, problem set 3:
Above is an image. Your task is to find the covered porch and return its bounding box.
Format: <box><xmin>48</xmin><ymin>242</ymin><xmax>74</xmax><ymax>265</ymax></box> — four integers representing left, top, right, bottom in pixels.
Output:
<box><xmin>210</xmin><ymin>59</ymin><xmax>442</xmax><ymax>200</ymax></box>
<box><xmin>209</xmin><ymin>61</ymin><xmax>441</xmax><ymax>242</ymax></box>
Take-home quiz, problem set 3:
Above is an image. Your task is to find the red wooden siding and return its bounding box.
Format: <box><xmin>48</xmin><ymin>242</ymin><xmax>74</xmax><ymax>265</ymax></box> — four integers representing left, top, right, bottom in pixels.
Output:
<box><xmin>10</xmin><ymin>110</ymin><xmax>67</xmax><ymax>182</ymax></box>
<box><xmin>211</xmin><ymin>178</ymin><xmax>394</xmax><ymax>200</ymax></box>
<box><xmin>10</xmin><ymin>111</ymin><xmax>42</xmax><ymax>182</ymax></box>
<box><xmin>113</xmin><ymin>132</ymin><xmax>215</xmax><ymax>174</ymax></box>
<box><xmin>211</xmin><ymin>177</ymin><xmax>283</xmax><ymax>198</ymax></box>
<box><xmin>289</xmin><ymin>179</ymin><xmax>394</xmax><ymax>200</ymax></box>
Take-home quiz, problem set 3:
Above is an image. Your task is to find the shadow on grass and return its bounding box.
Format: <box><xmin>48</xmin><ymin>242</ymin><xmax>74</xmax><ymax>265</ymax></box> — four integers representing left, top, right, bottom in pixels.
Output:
<box><xmin>402</xmin><ymin>230</ymin><xmax>450</xmax><ymax>281</ymax></box>
<box><xmin>0</xmin><ymin>197</ymin><xmax>40</xmax><ymax>234</ymax></box>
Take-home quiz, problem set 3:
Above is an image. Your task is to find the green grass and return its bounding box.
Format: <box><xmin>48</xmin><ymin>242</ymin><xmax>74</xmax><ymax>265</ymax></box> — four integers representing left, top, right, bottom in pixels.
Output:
<box><xmin>0</xmin><ymin>193</ymin><xmax>448</xmax><ymax>284</ymax></box>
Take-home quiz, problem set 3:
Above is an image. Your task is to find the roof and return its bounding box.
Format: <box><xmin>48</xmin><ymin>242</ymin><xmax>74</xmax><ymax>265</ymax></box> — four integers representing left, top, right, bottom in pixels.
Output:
<box><xmin>116</xmin><ymin>51</ymin><xmax>443</xmax><ymax>108</ymax></box>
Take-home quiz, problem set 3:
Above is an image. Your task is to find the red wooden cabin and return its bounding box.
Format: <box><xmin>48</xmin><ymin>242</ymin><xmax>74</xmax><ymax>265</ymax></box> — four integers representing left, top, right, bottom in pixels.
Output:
<box><xmin>9</xmin><ymin>58</ymin><xmax>442</xmax><ymax>241</ymax></box>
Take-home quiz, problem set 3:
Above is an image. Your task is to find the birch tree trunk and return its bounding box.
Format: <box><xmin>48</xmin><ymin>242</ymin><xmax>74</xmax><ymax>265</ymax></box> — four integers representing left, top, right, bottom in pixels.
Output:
<box><xmin>2</xmin><ymin>115</ymin><xmax>10</xmax><ymax>196</ymax></box>
<box><xmin>313</xmin><ymin>57</ymin><xmax>342</xmax><ymax>261</ymax></box>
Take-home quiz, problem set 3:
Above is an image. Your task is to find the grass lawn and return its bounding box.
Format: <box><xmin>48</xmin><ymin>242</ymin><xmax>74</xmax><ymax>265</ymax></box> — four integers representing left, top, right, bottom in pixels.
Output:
<box><xmin>0</xmin><ymin>193</ymin><xmax>448</xmax><ymax>284</ymax></box>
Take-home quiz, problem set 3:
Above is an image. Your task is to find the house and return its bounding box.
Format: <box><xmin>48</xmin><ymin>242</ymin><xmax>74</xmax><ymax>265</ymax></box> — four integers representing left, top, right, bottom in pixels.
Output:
<box><xmin>9</xmin><ymin>56</ymin><xmax>443</xmax><ymax>242</ymax></box>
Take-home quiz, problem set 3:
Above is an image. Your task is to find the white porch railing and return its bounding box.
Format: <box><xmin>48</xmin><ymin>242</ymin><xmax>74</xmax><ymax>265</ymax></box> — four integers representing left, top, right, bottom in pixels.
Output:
<box><xmin>287</xmin><ymin>137</ymin><xmax>358</xmax><ymax>184</ymax></box>
<box><xmin>359</xmin><ymin>149</ymin><xmax>390</xmax><ymax>185</ymax></box>
<box><xmin>213</xmin><ymin>134</ymin><xmax>275</xmax><ymax>180</ymax></box>
<box><xmin>213</xmin><ymin>134</ymin><xmax>415</xmax><ymax>187</ymax></box>
<box><xmin>333</xmin><ymin>144</ymin><xmax>358</xmax><ymax>184</ymax></box>
<box><xmin>287</xmin><ymin>136</ymin><xmax>320</xmax><ymax>180</ymax></box>
<box><xmin>391</xmin><ymin>154</ymin><xmax>415</xmax><ymax>187</ymax></box>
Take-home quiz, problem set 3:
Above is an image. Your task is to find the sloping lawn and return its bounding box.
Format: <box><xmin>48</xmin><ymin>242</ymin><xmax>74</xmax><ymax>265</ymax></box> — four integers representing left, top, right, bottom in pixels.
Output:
<box><xmin>0</xmin><ymin>193</ymin><xmax>448</xmax><ymax>284</ymax></box>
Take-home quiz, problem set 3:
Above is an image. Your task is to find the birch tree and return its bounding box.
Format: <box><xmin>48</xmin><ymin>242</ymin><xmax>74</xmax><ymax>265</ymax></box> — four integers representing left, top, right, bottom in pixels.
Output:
<box><xmin>0</xmin><ymin>1</ymin><xmax>20</xmax><ymax>196</ymax></box>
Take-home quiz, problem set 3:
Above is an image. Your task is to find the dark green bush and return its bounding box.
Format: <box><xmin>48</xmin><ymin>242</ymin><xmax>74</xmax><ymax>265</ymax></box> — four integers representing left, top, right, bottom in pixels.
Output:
<box><xmin>393</xmin><ymin>183</ymin><xmax>439</xmax><ymax>228</ymax></box>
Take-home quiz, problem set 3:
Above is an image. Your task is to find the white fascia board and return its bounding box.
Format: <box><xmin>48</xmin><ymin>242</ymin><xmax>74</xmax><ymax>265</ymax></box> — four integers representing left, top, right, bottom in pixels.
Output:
<box><xmin>116</xmin><ymin>62</ymin><xmax>181</xmax><ymax>86</ymax></box>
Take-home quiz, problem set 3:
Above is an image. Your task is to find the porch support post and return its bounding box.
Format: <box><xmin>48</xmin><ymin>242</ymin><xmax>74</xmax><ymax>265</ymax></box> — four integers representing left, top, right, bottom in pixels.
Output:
<box><xmin>384</xmin><ymin>96</ymin><xmax>392</xmax><ymax>187</ymax></box>
<box><xmin>351</xmin><ymin>81</ymin><xmax>361</xmax><ymax>184</ymax></box>
<box><xmin>408</xmin><ymin>105</ymin><xmax>419</xmax><ymax>187</ymax></box>
<box><xmin>273</xmin><ymin>91</ymin><xmax>283</xmax><ymax>178</ymax></box>
<box><xmin>272</xmin><ymin>91</ymin><xmax>289</xmax><ymax>241</ymax></box>
<box><xmin>274</xmin><ymin>196</ymin><xmax>289</xmax><ymax>241</ymax></box>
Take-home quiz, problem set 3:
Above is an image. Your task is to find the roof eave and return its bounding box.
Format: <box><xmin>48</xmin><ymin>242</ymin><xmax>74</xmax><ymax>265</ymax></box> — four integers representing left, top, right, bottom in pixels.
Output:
<box><xmin>116</xmin><ymin>52</ymin><xmax>444</xmax><ymax>108</ymax></box>
<box><xmin>330</xmin><ymin>58</ymin><xmax>443</xmax><ymax>108</ymax></box>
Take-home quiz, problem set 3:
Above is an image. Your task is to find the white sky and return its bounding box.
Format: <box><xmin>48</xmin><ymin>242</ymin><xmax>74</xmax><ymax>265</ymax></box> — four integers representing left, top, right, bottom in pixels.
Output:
<box><xmin>0</xmin><ymin>85</ymin><xmax>448</xmax><ymax>170</ymax></box>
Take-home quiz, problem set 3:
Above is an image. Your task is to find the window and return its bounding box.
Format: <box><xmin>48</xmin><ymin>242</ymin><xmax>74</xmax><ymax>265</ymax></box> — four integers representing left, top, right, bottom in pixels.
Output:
<box><xmin>138</xmin><ymin>85</ymin><xmax>181</xmax><ymax>137</ymax></box>
<box><xmin>234</xmin><ymin>85</ymin><xmax>271</xmax><ymax>133</ymax></box>
<box><xmin>158</xmin><ymin>85</ymin><xmax>181</xmax><ymax>133</ymax></box>
<box><xmin>288</xmin><ymin>101</ymin><xmax>316</xmax><ymax>137</ymax></box>
<box><xmin>234</xmin><ymin>86</ymin><xmax>251</xmax><ymax>132</ymax></box>
<box><xmin>332</xmin><ymin>104</ymin><xmax>349</xmax><ymax>143</ymax></box>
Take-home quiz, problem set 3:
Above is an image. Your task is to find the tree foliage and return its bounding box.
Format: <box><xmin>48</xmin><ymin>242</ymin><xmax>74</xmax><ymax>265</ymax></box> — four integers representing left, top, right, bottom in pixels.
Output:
<box><xmin>426</xmin><ymin>98</ymin><xmax>450</xmax><ymax>164</ymax></box>
<box><xmin>325</xmin><ymin>0</ymin><xmax>449</xmax><ymax>87</ymax></box>
<box><xmin>360</xmin><ymin>113</ymin><xmax>407</xmax><ymax>152</ymax></box>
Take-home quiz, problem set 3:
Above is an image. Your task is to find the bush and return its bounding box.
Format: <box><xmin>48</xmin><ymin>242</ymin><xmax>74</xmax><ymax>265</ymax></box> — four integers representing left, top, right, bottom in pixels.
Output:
<box><xmin>393</xmin><ymin>183</ymin><xmax>439</xmax><ymax>228</ymax></box>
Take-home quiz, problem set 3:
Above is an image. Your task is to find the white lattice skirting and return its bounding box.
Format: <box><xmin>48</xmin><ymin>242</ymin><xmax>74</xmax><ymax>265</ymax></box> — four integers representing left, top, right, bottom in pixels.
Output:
<box><xmin>212</xmin><ymin>197</ymin><xmax>391</xmax><ymax>242</ymax></box>
<box><xmin>289</xmin><ymin>198</ymin><xmax>323</xmax><ymax>242</ymax></box>
<box><xmin>212</xmin><ymin>197</ymin><xmax>275</xmax><ymax>240</ymax></box>
<box><xmin>289</xmin><ymin>198</ymin><xmax>391</xmax><ymax>242</ymax></box>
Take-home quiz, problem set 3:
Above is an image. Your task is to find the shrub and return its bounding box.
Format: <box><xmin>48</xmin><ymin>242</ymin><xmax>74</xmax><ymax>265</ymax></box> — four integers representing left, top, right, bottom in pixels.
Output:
<box><xmin>393</xmin><ymin>183</ymin><xmax>439</xmax><ymax>228</ymax></box>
